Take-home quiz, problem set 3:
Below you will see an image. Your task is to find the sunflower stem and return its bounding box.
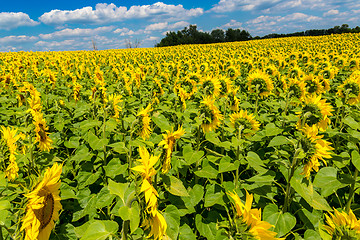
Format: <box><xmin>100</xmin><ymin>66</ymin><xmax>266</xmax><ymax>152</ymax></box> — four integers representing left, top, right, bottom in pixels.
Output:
<box><xmin>103</xmin><ymin>106</ymin><xmax>107</xmax><ymax>165</ymax></box>
<box><xmin>235</xmin><ymin>126</ymin><xmax>243</xmax><ymax>188</ymax></box>
<box><xmin>283</xmin><ymin>148</ymin><xmax>301</xmax><ymax>212</ymax></box>
<box><xmin>346</xmin><ymin>167</ymin><xmax>358</xmax><ymax>212</ymax></box>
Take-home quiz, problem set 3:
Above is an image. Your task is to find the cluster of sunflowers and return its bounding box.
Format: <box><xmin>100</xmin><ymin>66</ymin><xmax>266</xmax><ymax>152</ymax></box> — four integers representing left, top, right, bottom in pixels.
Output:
<box><xmin>1</xmin><ymin>33</ymin><xmax>360</xmax><ymax>239</ymax></box>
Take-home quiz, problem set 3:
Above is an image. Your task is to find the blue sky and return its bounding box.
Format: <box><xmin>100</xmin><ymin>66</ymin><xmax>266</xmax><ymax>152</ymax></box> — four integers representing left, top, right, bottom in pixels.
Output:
<box><xmin>0</xmin><ymin>0</ymin><xmax>359</xmax><ymax>51</ymax></box>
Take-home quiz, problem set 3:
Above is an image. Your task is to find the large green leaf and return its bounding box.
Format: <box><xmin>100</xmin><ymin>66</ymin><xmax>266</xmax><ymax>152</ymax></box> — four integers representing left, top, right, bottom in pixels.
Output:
<box><xmin>313</xmin><ymin>167</ymin><xmax>348</xmax><ymax>197</ymax></box>
<box><xmin>162</xmin><ymin>175</ymin><xmax>189</xmax><ymax>197</ymax></box>
<box><xmin>80</xmin><ymin>220</ymin><xmax>119</xmax><ymax>240</ymax></box>
<box><xmin>290</xmin><ymin>177</ymin><xmax>332</xmax><ymax>211</ymax></box>
<box><xmin>263</xmin><ymin>204</ymin><xmax>296</xmax><ymax>237</ymax></box>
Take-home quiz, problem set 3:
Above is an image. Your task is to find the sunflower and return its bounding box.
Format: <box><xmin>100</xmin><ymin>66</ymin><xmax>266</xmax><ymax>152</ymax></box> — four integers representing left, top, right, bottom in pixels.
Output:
<box><xmin>73</xmin><ymin>83</ymin><xmax>81</xmax><ymax>102</ymax></box>
<box><xmin>247</xmin><ymin>69</ymin><xmax>274</xmax><ymax>98</ymax></box>
<box><xmin>296</xmin><ymin>95</ymin><xmax>333</xmax><ymax>132</ymax></box>
<box><xmin>1</xmin><ymin>126</ymin><xmax>24</xmax><ymax>181</ymax></box>
<box><xmin>228</xmin><ymin>88</ymin><xmax>240</xmax><ymax>112</ymax></box>
<box><xmin>200</xmin><ymin>76</ymin><xmax>221</xmax><ymax>97</ymax></box>
<box><xmin>131</xmin><ymin>147</ymin><xmax>159</xmax><ymax>212</ymax></box>
<box><xmin>33</xmin><ymin>113</ymin><xmax>53</xmax><ymax>152</ymax></box>
<box><xmin>227</xmin><ymin>190</ymin><xmax>282</xmax><ymax>240</ymax></box>
<box><xmin>287</xmin><ymin>78</ymin><xmax>306</xmax><ymax>101</ymax></box>
<box><xmin>337</xmin><ymin>73</ymin><xmax>360</xmax><ymax>105</ymax></box>
<box><xmin>298</xmin><ymin>126</ymin><xmax>334</xmax><ymax>178</ymax></box>
<box><xmin>107</xmin><ymin>93</ymin><xmax>122</xmax><ymax>119</ymax></box>
<box><xmin>21</xmin><ymin>163</ymin><xmax>62</xmax><ymax>240</ymax></box>
<box><xmin>230</xmin><ymin>110</ymin><xmax>260</xmax><ymax>137</ymax></box>
<box><xmin>302</xmin><ymin>74</ymin><xmax>323</xmax><ymax>95</ymax></box>
<box><xmin>159</xmin><ymin>126</ymin><xmax>185</xmax><ymax>173</ymax></box>
<box><xmin>200</xmin><ymin>96</ymin><xmax>224</xmax><ymax>133</ymax></box>
<box><xmin>219</xmin><ymin>76</ymin><xmax>232</xmax><ymax>97</ymax></box>
<box><xmin>323</xmin><ymin>208</ymin><xmax>360</xmax><ymax>239</ymax></box>
<box><xmin>137</xmin><ymin>104</ymin><xmax>153</xmax><ymax>139</ymax></box>
<box><xmin>142</xmin><ymin>209</ymin><xmax>167</xmax><ymax>240</ymax></box>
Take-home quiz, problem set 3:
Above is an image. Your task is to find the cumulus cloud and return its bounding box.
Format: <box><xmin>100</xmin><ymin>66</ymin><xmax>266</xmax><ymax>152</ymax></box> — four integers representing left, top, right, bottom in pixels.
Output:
<box><xmin>113</xmin><ymin>27</ymin><xmax>144</xmax><ymax>36</ymax></box>
<box><xmin>145</xmin><ymin>21</ymin><xmax>189</xmax><ymax>31</ymax></box>
<box><xmin>0</xmin><ymin>12</ymin><xmax>39</xmax><ymax>30</ymax></box>
<box><xmin>323</xmin><ymin>9</ymin><xmax>339</xmax><ymax>16</ymax></box>
<box><xmin>222</xmin><ymin>19</ymin><xmax>242</xmax><ymax>28</ymax></box>
<box><xmin>210</xmin><ymin>0</ymin><xmax>359</xmax><ymax>14</ymax></box>
<box><xmin>246</xmin><ymin>12</ymin><xmax>322</xmax><ymax>35</ymax></box>
<box><xmin>39</xmin><ymin>2</ymin><xmax>203</xmax><ymax>25</ymax></box>
<box><xmin>0</xmin><ymin>35</ymin><xmax>38</xmax><ymax>44</ymax></box>
<box><xmin>39</xmin><ymin>26</ymin><xmax>114</xmax><ymax>40</ymax></box>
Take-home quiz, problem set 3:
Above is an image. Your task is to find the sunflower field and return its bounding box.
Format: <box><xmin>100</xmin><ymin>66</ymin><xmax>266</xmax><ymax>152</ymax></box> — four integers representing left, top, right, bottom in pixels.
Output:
<box><xmin>1</xmin><ymin>32</ymin><xmax>360</xmax><ymax>240</ymax></box>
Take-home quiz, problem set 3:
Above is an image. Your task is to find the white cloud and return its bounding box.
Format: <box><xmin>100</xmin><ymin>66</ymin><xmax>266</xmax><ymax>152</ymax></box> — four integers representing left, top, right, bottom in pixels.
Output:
<box><xmin>222</xmin><ymin>19</ymin><xmax>242</xmax><ymax>28</ymax></box>
<box><xmin>0</xmin><ymin>35</ymin><xmax>38</xmax><ymax>44</ymax></box>
<box><xmin>39</xmin><ymin>26</ymin><xmax>114</xmax><ymax>40</ymax></box>
<box><xmin>145</xmin><ymin>21</ymin><xmax>189</xmax><ymax>31</ymax></box>
<box><xmin>144</xmin><ymin>36</ymin><xmax>160</xmax><ymax>42</ymax></box>
<box><xmin>145</xmin><ymin>22</ymin><xmax>168</xmax><ymax>31</ymax></box>
<box><xmin>210</xmin><ymin>0</ymin><xmax>282</xmax><ymax>13</ymax></box>
<box><xmin>323</xmin><ymin>9</ymin><xmax>339</xmax><ymax>16</ymax></box>
<box><xmin>246</xmin><ymin>12</ymin><xmax>322</xmax><ymax>35</ymax></box>
<box><xmin>113</xmin><ymin>27</ymin><xmax>144</xmax><ymax>36</ymax></box>
<box><xmin>0</xmin><ymin>12</ymin><xmax>39</xmax><ymax>30</ymax></box>
<box><xmin>210</xmin><ymin>0</ymin><xmax>359</xmax><ymax>14</ymax></box>
<box><xmin>39</xmin><ymin>2</ymin><xmax>203</xmax><ymax>25</ymax></box>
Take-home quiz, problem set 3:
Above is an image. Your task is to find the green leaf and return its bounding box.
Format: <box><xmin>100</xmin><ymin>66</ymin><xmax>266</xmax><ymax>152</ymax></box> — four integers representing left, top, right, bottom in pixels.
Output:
<box><xmin>129</xmin><ymin>201</ymin><xmax>140</xmax><ymax>233</ymax></box>
<box><xmin>183</xmin><ymin>145</ymin><xmax>204</xmax><ymax>165</ymax></box>
<box><xmin>76</xmin><ymin>171</ymin><xmax>100</xmax><ymax>189</ymax></box>
<box><xmin>162</xmin><ymin>175</ymin><xmax>190</xmax><ymax>197</ymax></box>
<box><xmin>60</xmin><ymin>183</ymin><xmax>77</xmax><ymax>200</ymax></box>
<box><xmin>313</xmin><ymin>167</ymin><xmax>348</xmax><ymax>197</ymax></box>
<box><xmin>265</xmin><ymin>123</ymin><xmax>282</xmax><ymax>136</ymax></box>
<box><xmin>152</xmin><ymin>113</ymin><xmax>171</xmax><ymax>131</ymax></box>
<box><xmin>290</xmin><ymin>177</ymin><xmax>332</xmax><ymax>211</ymax></box>
<box><xmin>64</xmin><ymin>136</ymin><xmax>81</xmax><ymax>149</ymax></box>
<box><xmin>204</xmin><ymin>184</ymin><xmax>225</xmax><ymax>207</ymax></box>
<box><xmin>104</xmin><ymin>158</ymin><xmax>128</xmax><ymax>179</ymax></box>
<box><xmin>95</xmin><ymin>187</ymin><xmax>115</xmax><ymax>209</ymax></box>
<box><xmin>108</xmin><ymin>142</ymin><xmax>128</xmax><ymax>154</ymax></box>
<box><xmin>344</xmin><ymin>116</ymin><xmax>359</xmax><ymax>130</ymax></box>
<box><xmin>164</xmin><ymin>205</ymin><xmax>180</xmax><ymax>240</ymax></box>
<box><xmin>194</xmin><ymin>165</ymin><xmax>218</xmax><ymax>179</ymax></box>
<box><xmin>87</xmin><ymin>131</ymin><xmax>109</xmax><ymax>151</ymax></box>
<box><xmin>351</xmin><ymin>150</ymin><xmax>360</xmax><ymax>171</ymax></box>
<box><xmin>108</xmin><ymin>179</ymin><xmax>129</xmax><ymax>204</ymax></box>
<box><xmin>218</xmin><ymin>156</ymin><xmax>240</xmax><ymax>173</ymax></box>
<box><xmin>247</xmin><ymin>170</ymin><xmax>275</xmax><ymax>183</ymax></box>
<box><xmin>263</xmin><ymin>204</ymin><xmax>296</xmax><ymax>237</ymax></box>
<box><xmin>184</xmin><ymin>184</ymin><xmax>204</xmax><ymax>207</ymax></box>
<box><xmin>246</xmin><ymin>151</ymin><xmax>267</xmax><ymax>173</ymax></box>
<box><xmin>80</xmin><ymin>220</ymin><xmax>119</xmax><ymax>240</ymax></box>
<box><xmin>0</xmin><ymin>210</ymin><xmax>8</xmax><ymax>225</ymax></box>
<box><xmin>268</xmin><ymin>136</ymin><xmax>290</xmax><ymax>147</ymax></box>
<box><xmin>195</xmin><ymin>214</ymin><xmax>216</xmax><ymax>240</ymax></box>
<box><xmin>304</xmin><ymin>229</ymin><xmax>321</xmax><ymax>240</ymax></box>
<box><xmin>0</xmin><ymin>200</ymin><xmax>10</xmax><ymax>210</ymax></box>
<box><xmin>179</xmin><ymin>224</ymin><xmax>196</xmax><ymax>240</ymax></box>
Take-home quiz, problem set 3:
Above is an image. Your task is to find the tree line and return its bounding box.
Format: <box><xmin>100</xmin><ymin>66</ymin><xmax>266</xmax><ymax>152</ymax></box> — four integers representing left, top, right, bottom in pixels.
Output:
<box><xmin>155</xmin><ymin>24</ymin><xmax>360</xmax><ymax>47</ymax></box>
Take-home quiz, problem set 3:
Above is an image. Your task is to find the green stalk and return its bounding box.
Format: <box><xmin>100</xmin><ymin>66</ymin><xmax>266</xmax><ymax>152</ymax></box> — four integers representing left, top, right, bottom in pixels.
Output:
<box><xmin>346</xmin><ymin>168</ymin><xmax>358</xmax><ymax>212</ymax></box>
<box><xmin>235</xmin><ymin>126</ymin><xmax>243</xmax><ymax>188</ymax></box>
<box><xmin>283</xmin><ymin>148</ymin><xmax>301</xmax><ymax>212</ymax></box>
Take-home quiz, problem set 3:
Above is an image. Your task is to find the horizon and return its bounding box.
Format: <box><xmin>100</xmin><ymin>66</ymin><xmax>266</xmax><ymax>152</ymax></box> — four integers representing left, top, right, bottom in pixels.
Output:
<box><xmin>0</xmin><ymin>0</ymin><xmax>359</xmax><ymax>52</ymax></box>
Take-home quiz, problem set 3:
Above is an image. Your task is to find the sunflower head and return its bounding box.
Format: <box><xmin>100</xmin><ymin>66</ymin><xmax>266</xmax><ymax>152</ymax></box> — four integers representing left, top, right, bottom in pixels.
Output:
<box><xmin>287</xmin><ymin>78</ymin><xmax>306</xmax><ymax>100</ymax></box>
<box><xmin>21</xmin><ymin>163</ymin><xmax>62</xmax><ymax>240</ymax></box>
<box><xmin>200</xmin><ymin>96</ymin><xmax>223</xmax><ymax>133</ymax></box>
<box><xmin>230</xmin><ymin>110</ymin><xmax>260</xmax><ymax>137</ymax></box>
<box><xmin>201</xmin><ymin>76</ymin><xmax>220</xmax><ymax>97</ymax></box>
<box><xmin>298</xmin><ymin>126</ymin><xmax>333</xmax><ymax>178</ymax></box>
<box><xmin>297</xmin><ymin>95</ymin><xmax>333</xmax><ymax>131</ymax></box>
<box><xmin>247</xmin><ymin>69</ymin><xmax>274</xmax><ymax>98</ymax></box>
<box><xmin>323</xmin><ymin>208</ymin><xmax>360</xmax><ymax>239</ymax></box>
<box><xmin>337</xmin><ymin>75</ymin><xmax>360</xmax><ymax>105</ymax></box>
<box><xmin>302</xmin><ymin>74</ymin><xmax>323</xmax><ymax>95</ymax></box>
